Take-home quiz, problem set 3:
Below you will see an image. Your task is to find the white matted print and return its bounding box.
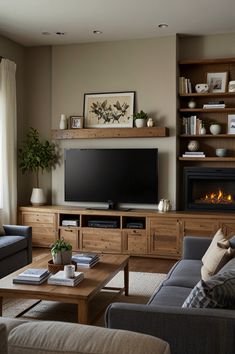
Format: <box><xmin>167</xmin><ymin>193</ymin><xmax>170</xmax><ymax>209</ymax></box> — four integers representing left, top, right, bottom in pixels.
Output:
<box><xmin>207</xmin><ymin>72</ymin><xmax>228</xmax><ymax>93</ymax></box>
<box><xmin>228</xmin><ymin>114</ymin><xmax>235</xmax><ymax>134</ymax></box>
<box><xmin>83</xmin><ymin>92</ymin><xmax>135</xmax><ymax>128</ymax></box>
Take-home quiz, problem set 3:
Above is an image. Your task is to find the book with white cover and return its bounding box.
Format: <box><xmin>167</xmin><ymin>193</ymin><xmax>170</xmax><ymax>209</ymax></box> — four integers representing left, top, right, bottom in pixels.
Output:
<box><xmin>47</xmin><ymin>271</ymin><xmax>84</xmax><ymax>287</ymax></box>
<box><xmin>18</xmin><ymin>268</ymin><xmax>49</xmax><ymax>279</ymax></box>
<box><xmin>72</xmin><ymin>253</ymin><xmax>99</xmax><ymax>264</ymax></box>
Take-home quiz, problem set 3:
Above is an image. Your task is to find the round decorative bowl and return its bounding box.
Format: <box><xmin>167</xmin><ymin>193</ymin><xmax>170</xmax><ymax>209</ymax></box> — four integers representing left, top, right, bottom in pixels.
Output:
<box><xmin>215</xmin><ymin>148</ymin><xmax>227</xmax><ymax>157</ymax></box>
<box><xmin>187</xmin><ymin>140</ymin><xmax>199</xmax><ymax>152</ymax></box>
<box><xmin>47</xmin><ymin>259</ymin><xmax>77</xmax><ymax>274</ymax></box>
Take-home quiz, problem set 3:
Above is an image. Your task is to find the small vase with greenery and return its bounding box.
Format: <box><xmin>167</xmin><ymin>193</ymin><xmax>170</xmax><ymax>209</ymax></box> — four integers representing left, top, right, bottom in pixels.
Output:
<box><xmin>51</xmin><ymin>238</ymin><xmax>73</xmax><ymax>265</ymax></box>
<box><xmin>133</xmin><ymin>110</ymin><xmax>148</xmax><ymax>128</ymax></box>
<box><xmin>18</xmin><ymin>128</ymin><xmax>59</xmax><ymax>205</ymax></box>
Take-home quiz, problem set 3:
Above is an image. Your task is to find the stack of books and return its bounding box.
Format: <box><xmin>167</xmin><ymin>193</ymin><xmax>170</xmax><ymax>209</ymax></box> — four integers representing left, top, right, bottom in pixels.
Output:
<box><xmin>203</xmin><ymin>101</ymin><xmax>226</xmax><ymax>109</ymax></box>
<box><xmin>72</xmin><ymin>253</ymin><xmax>100</xmax><ymax>268</ymax></box>
<box><xmin>179</xmin><ymin>77</ymin><xmax>192</xmax><ymax>94</ymax></box>
<box><xmin>13</xmin><ymin>268</ymin><xmax>50</xmax><ymax>285</ymax></box>
<box><xmin>47</xmin><ymin>271</ymin><xmax>84</xmax><ymax>287</ymax></box>
<box><xmin>182</xmin><ymin>116</ymin><xmax>203</xmax><ymax>135</ymax></box>
<box><xmin>182</xmin><ymin>151</ymin><xmax>205</xmax><ymax>158</ymax></box>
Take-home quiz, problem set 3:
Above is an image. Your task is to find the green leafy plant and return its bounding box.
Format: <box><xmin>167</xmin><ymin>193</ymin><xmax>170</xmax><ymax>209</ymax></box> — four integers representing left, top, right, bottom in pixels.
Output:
<box><xmin>50</xmin><ymin>238</ymin><xmax>72</xmax><ymax>256</ymax></box>
<box><xmin>18</xmin><ymin>128</ymin><xmax>59</xmax><ymax>188</ymax></box>
<box><xmin>133</xmin><ymin>110</ymin><xmax>148</xmax><ymax>120</ymax></box>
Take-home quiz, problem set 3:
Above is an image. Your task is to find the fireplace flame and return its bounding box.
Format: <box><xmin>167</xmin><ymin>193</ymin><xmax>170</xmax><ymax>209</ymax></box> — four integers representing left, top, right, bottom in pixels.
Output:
<box><xmin>200</xmin><ymin>189</ymin><xmax>233</xmax><ymax>204</ymax></box>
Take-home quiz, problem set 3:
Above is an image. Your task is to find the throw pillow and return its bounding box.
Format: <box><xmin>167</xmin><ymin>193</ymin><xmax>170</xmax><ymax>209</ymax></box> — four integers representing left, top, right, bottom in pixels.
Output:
<box><xmin>182</xmin><ymin>270</ymin><xmax>235</xmax><ymax>309</ymax></box>
<box><xmin>201</xmin><ymin>229</ymin><xmax>233</xmax><ymax>281</ymax></box>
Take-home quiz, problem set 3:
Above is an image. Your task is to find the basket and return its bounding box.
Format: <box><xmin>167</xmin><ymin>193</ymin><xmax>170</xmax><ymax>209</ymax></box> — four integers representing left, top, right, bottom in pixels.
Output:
<box><xmin>47</xmin><ymin>259</ymin><xmax>77</xmax><ymax>274</ymax></box>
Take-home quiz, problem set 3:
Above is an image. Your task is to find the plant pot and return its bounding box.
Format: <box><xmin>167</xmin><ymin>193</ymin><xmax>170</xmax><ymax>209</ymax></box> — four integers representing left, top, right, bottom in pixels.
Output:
<box><xmin>30</xmin><ymin>188</ymin><xmax>46</xmax><ymax>206</ymax></box>
<box><xmin>135</xmin><ymin>119</ymin><xmax>147</xmax><ymax>128</ymax></box>
<box><xmin>52</xmin><ymin>250</ymin><xmax>72</xmax><ymax>265</ymax></box>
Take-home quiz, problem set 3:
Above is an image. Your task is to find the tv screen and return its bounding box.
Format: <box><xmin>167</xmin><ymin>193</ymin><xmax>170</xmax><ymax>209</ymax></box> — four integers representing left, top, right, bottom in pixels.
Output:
<box><xmin>64</xmin><ymin>148</ymin><xmax>158</xmax><ymax>206</ymax></box>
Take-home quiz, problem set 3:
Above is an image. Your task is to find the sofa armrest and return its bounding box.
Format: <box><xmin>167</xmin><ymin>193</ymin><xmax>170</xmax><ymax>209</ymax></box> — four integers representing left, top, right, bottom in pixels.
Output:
<box><xmin>106</xmin><ymin>303</ymin><xmax>235</xmax><ymax>354</ymax></box>
<box><xmin>182</xmin><ymin>236</ymin><xmax>212</xmax><ymax>260</ymax></box>
<box><xmin>3</xmin><ymin>225</ymin><xmax>32</xmax><ymax>263</ymax></box>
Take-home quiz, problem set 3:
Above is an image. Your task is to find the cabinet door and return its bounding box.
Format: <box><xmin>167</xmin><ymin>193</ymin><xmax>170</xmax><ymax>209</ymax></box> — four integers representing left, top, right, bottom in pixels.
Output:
<box><xmin>182</xmin><ymin>218</ymin><xmax>219</xmax><ymax>237</ymax></box>
<box><xmin>149</xmin><ymin>218</ymin><xmax>181</xmax><ymax>258</ymax></box>
<box><xmin>123</xmin><ymin>229</ymin><xmax>147</xmax><ymax>255</ymax></box>
<box><xmin>81</xmin><ymin>229</ymin><xmax>122</xmax><ymax>253</ymax></box>
<box><xmin>21</xmin><ymin>212</ymin><xmax>57</xmax><ymax>247</ymax></box>
<box><xmin>59</xmin><ymin>227</ymin><xmax>79</xmax><ymax>250</ymax></box>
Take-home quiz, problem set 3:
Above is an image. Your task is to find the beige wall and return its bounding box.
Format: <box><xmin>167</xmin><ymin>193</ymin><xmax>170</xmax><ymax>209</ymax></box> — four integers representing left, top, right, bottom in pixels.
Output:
<box><xmin>23</xmin><ymin>47</ymin><xmax>52</xmax><ymax>203</ymax></box>
<box><xmin>51</xmin><ymin>36</ymin><xmax>177</xmax><ymax>209</ymax></box>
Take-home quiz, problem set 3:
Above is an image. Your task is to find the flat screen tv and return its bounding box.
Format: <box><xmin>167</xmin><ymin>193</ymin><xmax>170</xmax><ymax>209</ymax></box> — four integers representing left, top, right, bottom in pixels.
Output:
<box><xmin>64</xmin><ymin>148</ymin><xmax>158</xmax><ymax>209</ymax></box>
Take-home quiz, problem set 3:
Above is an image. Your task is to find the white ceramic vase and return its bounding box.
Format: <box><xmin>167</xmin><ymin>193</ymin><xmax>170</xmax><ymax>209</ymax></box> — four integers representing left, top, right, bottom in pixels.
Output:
<box><xmin>52</xmin><ymin>250</ymin><xmax>72</xmax><ymax>265</ymax></box>
<box><xmin>59</xmin><ymin>114</ymin><xmax>67</xmax><ymax>129</ymax></box>
<box><xmin>210</xmin><ymin>124</ymin><xmax>221</xmax><ymax>135</ymax></box>
<box><xmin>30</xmin><ymin>188</ymin><xmax>46</xmax><ymax>206</ymax></box>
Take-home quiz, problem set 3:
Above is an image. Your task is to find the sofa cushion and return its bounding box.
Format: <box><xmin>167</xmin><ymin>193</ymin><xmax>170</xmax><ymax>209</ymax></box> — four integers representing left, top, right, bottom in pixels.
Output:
<box><xmin>182</xmin><ymin>271</ymin><xmax>235</xmax><ymax>309</ymax></box>
<box><xmin>218</xmin><ymin>256</ymin><xmax>235</xmax><ymax>274</ymax></box>
<box><xmin>7</xmin><ymin>320</ymin><xmax>171</xmax><ymax>354</ymax></box>
<box><xmin>0</xmin><ymin>236</ymin><xmax>27</xmax><ymax>259</ymax></box>
<box><xmin>148</xmin><ymin>285</ymin><xmax>192</xmax><ymax>307</ymax></box>
<box><xmin>0</xmin><ymin>323</ymin><xmax>7</xmax><ymax>354</ymax></box>
<box><xmin>201</xmin><ymin>229</ymin><xmax>233</xmax><ymax>281</ymax></box>
<box><xmin>163</xmin><ymin>259</ymin><xmax>202</xmax><ymax>288</ymax></box>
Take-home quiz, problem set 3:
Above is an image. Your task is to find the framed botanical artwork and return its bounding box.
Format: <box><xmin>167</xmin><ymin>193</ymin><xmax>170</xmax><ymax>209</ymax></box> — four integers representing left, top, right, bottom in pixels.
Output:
<box><xmin>83</xmin><ymin>91</ymin><xmax>135</xmax><ymax>128</ymax></box>
<box><xmin>227</xmin><ymin>114</ymin><xmax>235</xmax><ymax>134</ymax></box>
<box><xmin>70</xmin><ymin>116</ymin><xmax>84</xmax><ymax>129</ymax></box>
<box><xmin>207</xmin><ymin>72</ymin><xmax>228</xmax><ymax>93</ymax></box>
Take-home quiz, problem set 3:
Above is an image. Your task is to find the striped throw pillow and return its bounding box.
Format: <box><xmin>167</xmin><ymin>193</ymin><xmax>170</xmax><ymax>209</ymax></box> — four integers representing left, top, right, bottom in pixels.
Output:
<box><xmin>182</xmin><ymin>270</ymin><xmax>235</xmax><ymax>309</ymax></box>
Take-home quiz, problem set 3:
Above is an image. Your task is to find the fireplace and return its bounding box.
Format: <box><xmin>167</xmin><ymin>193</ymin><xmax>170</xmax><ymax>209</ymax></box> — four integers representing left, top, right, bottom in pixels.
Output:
<box><xmin>184</xmin><ymin>167</ymin><xmax>235</xmax><ymax>211</ymax></box>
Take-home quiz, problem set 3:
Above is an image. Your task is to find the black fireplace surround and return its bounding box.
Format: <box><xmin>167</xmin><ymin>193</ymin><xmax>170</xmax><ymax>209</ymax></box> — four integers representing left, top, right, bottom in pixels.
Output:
<box><xmin>184</xmin><ymin>167</ymin><xmax>235</xmax><ymax>211</ymax></box>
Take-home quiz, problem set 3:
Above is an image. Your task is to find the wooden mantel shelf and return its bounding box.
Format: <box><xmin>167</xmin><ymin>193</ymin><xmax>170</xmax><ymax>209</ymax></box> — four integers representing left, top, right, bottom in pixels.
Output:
<box><xmin>51</xmin><ymin>127</ymin><xmax>169</xmax><ymax>140</ymax></box>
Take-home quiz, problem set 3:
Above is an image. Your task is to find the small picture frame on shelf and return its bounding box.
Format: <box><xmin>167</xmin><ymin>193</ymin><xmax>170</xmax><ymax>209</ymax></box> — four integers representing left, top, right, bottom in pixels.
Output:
<box><xmin>227</xmin><ymin>114</ymin><xmax>235</xmax><ymax>134</ymax></box>
<box><xmin>70</xmin><ymin>116</ymin><xmax>84</xmax><ymax>129</ymax></box>
<box><xmin>207</xmin><ymin>72</ymin><xmax>228</xmax><ymax>93</ymax></box>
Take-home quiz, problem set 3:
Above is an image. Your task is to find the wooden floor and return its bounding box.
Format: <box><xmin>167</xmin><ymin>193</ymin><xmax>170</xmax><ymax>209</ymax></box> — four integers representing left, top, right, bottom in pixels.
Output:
<box><xmin>32</xmin><ymin>248</ymin><xmax>176</xmax><ymax>274</ymax></box>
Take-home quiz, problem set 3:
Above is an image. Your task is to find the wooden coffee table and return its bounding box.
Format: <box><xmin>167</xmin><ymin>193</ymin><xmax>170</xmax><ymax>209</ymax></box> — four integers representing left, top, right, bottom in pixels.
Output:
<box><xmin>0</xmin><ymin>253</ymin><xmax>129</xmax><ymax>324</ymax></box>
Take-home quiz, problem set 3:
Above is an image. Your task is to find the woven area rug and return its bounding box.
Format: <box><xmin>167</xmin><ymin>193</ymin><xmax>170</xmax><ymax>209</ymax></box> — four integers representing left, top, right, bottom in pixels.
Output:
<box><xmin>3</xmin><ymin>271</ymin><xmax>166</xmax><ymax>326</ymax></box>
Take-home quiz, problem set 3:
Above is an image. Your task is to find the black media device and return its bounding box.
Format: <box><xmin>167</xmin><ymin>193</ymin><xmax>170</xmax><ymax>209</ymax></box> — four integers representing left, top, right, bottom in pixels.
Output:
<box><xmin>64</xmin><ymin>148</ymin><xmax>158</xmax><ymax>209</ymax></box>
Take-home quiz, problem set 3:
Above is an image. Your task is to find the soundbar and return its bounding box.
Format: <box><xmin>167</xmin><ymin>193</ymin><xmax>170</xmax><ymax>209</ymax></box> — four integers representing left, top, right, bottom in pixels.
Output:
<box><xmin>88</xmin><ymin>220</ymin><xmax>118</xmax><ymax>228</ymax></box>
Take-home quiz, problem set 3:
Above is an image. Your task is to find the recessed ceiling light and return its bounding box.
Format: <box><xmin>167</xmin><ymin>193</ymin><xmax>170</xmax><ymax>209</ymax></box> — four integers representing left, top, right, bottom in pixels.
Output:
<box><xmin>56</xmin><ymin>32</ymin><xmax>65</xmax><ymax>36</ymax></box>
<box><xmin>41</xmin><ymin>32</ymin><xmax>51</xmax><ymax>36</ymax></box>
<box><xmin>93</xmin><ymin>30</ymin><xmax>103</xmax><ymax>35</ymax></box>
<box><xmin>158</xmin><ymin>23</ymin><xmax>168</xmax><ymax>29</ymax></box>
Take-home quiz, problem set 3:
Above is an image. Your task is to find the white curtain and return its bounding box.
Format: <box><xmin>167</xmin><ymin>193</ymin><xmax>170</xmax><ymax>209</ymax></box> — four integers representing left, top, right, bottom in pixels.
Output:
<box><xmin>0</xmin><ymin>58</ymin><xmax>17</xmax><ymax>224</ymax></box>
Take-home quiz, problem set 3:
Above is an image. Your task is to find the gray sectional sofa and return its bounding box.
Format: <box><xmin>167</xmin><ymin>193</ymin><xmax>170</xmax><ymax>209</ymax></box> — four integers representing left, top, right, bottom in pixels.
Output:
<box><xmin>106</xmin><ymin>236</ymin><xmax>235</xmax><ymax>354</ymax></box>
<box><xmin>0</xmin><ymin>225</ymin><xmax>32</xmax><ymax>278</ymax></box>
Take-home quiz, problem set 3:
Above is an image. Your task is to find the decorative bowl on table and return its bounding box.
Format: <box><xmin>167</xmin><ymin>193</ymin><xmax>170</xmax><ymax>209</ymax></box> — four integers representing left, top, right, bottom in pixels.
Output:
<box><xmin>47</xmin><ymin>259</ymin><xmax>77</xmax><ymax>274</ymax></box>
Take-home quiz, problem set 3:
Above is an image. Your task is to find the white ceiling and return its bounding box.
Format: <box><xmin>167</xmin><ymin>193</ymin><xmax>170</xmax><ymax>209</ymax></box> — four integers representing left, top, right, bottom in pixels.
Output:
<box><xmin>0</xmin><ymin>0</ymin><xmax>235</xmax><ymax>46</ymax></box>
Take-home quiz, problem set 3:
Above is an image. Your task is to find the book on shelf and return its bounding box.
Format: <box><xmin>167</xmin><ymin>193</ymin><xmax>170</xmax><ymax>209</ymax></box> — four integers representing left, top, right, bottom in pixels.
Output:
<box><xmin>47</xmin><ymin>270</ymin><xmax>84</xmax><ymax>287</ymax></box>
<box><xmin>179</xmin><ymin>77</ymin><xmax>192</xmax><ymax>94</ymax></box>
<box><xmin>182</xmin><ymin>153</ymin><xmax>205</xmax><ymax>158</ymax></box>
<box><xmin>183</xmin><ymin>151</ymin><xmax>205</xmax><ymax>155</ymax></box>
<box><xmin>182</xmin><ymin>116</ymin><xmax>203</xmax><ymax>135</ymax></box>
<box><xmin>203</xmin><ymin>104</ymin><xmax>226</xmax><ymax>109</ymax></box>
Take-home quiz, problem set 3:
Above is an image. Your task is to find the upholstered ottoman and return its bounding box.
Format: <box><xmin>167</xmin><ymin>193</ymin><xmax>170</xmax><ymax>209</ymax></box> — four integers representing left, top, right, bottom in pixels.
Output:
<box><xmin>0</xmin><ymin>317</ymin><xmax>170</xmax><ymax>354</ymax></box>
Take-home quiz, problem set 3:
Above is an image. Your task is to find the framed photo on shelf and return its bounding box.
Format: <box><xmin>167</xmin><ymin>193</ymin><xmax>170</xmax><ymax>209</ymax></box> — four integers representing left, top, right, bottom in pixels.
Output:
<box><xmin>227</xmin><ymin>114</ymin><xmax>235</xmax><ymax>134</ymax></box>
<box><xmin>83</xmin><ymin>91</ymin><xmax>135</xmax><ymax>128</ymax></box>
<box><xmin>207</xmin><ymin>72</ymin><xmax>228</xmax><ymax>93</ymax></box>
<box><xmin>70</xmin><ymin>116</ymin><xmax>84</xmax><ymax>129</ymax></box>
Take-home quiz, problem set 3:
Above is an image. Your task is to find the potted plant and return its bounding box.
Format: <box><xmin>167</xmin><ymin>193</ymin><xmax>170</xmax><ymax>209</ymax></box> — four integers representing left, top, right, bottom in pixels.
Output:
<box><xmin>133</xmin><ymin>110</ymin><xmax>148</xmax><ymax>128</ymax></box>
<box><xmin>18</xmin><ymin>128</ymin><xmax>59</xmax><ymax>205</ymax></box>
<box><xmin>51</xmin><ymin>238</ymin><xmax>72</xmax><ymax>265</ymax></box>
